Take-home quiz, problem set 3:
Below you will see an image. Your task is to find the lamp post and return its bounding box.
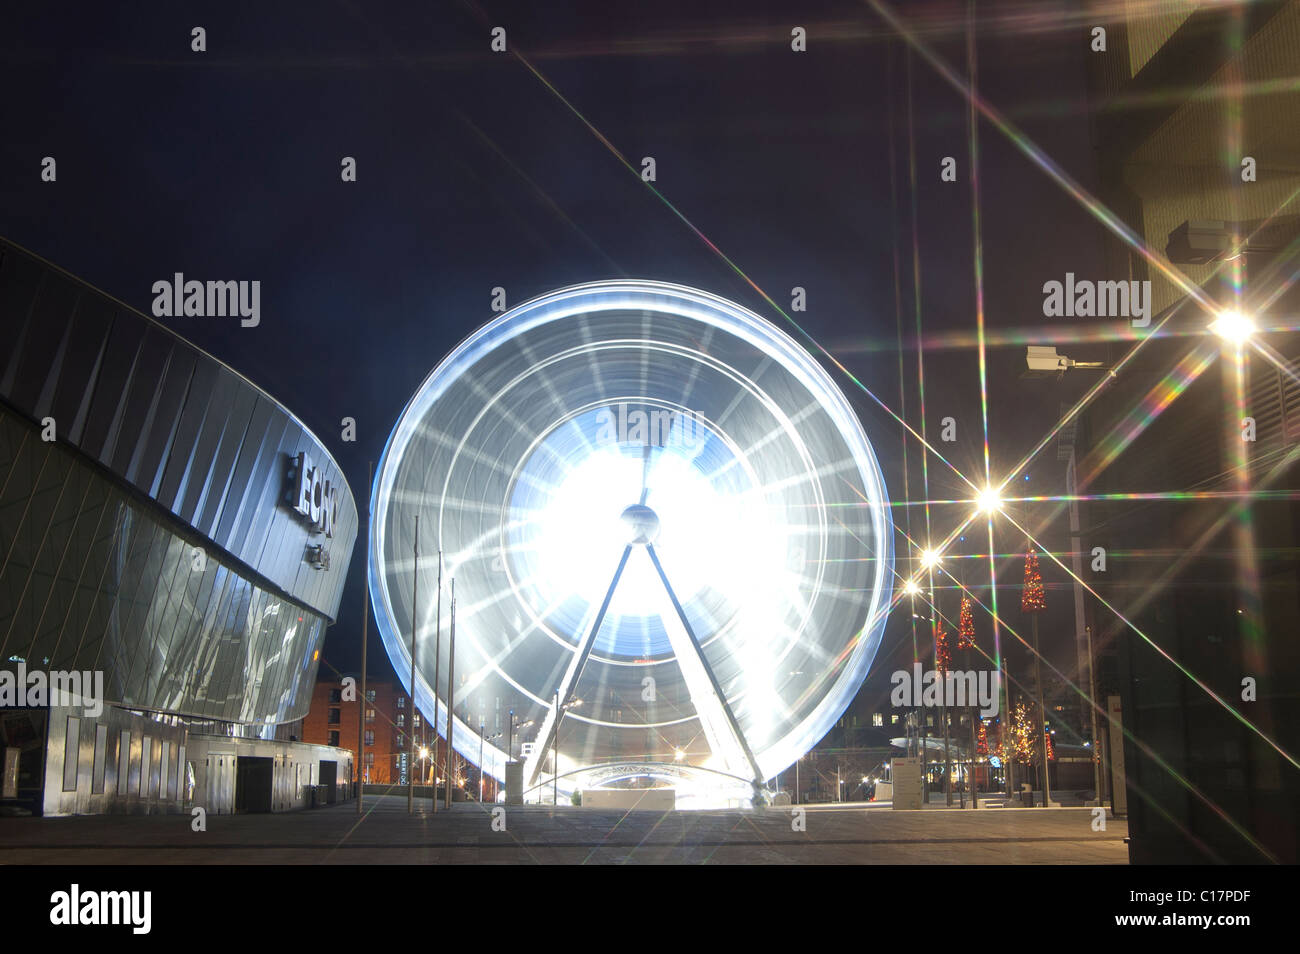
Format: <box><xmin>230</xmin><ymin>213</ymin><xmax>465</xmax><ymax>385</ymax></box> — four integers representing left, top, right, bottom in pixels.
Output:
<box><xmin>357</xmin><ymin>461</ymin><xmax>372</xmax><ymax>815</ymax></box>
<box><xmin>431</xmin><ymin>549</ymin><xmax>441</xmax><ymax>813</ymax></box>
<box><xmin>1022</xmin><ymin>547</ymin><xmax>1052</xmax><ymax>806</ymax></box>
<box><xmin>408</xmin><ymin>515</ymin><xmax>418</xmax><ymax>814</ymax></box>
<box><xmin>444</xmin><ymin>579</ymin><xmax>455</xmax><ymax>810</ymax></box>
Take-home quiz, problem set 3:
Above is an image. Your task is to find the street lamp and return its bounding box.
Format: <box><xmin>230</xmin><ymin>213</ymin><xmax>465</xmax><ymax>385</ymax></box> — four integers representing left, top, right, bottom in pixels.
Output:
<box><xmin>1209</xmin><ymin>309</ymin><xmax>1257</xmax><ymax>344</ymax></box>
<box><xmin>975</xmin><ymin>485</ymin><xmax>1003</xmax><ymax>516</ymax></box>
<box><xmin>1025</xmin><ymin>345</ymin><xmax>1111</xmax><ymax>377</ymax></box>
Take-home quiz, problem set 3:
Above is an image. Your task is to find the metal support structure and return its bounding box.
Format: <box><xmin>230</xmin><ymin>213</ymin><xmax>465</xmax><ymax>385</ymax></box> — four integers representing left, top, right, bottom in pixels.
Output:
<box><xmin>1004</xmin><ymin>655</ymin><xmax>1016</xmax><ymax>800</ymax></box>
<box><xmin>1066</xmin><ymin>447</ymin><xmax>1106</xmax><ymax>806</ymax></box>
<box><xmin>645</xmin><ymin>544</ymin><xmax>766</xmax><ymax>799</ymax></box>
<box><xmin>1087</xmin><ymin>623</ymin><xmax>1106</xmax><ymax>805</ymax></box>
<box><xmin>523</xmin><ymin>540</ymin><xmax>767</xmax><ymax>803</ymax></box>
<box><xmin>524</xmin><ymin>447</ymin><xmax>767</xmax><ymax>802</ymax></box>
<box><xmin>525</xmin><ymin>546</ymin><xmax>633</xmax><ymax>789</ymax></box>
<box><xmin>1032</xmin><ymin>613</ymin><xmax>1053</xmax><ymax>806</ymax></box>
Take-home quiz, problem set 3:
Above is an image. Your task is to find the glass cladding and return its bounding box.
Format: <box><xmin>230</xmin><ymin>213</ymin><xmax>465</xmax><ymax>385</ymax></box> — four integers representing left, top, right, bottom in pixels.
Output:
<box><xmin>0</xmin><ymin>404</ymin><xmax>326</xmax><ymax>725</ymax></box>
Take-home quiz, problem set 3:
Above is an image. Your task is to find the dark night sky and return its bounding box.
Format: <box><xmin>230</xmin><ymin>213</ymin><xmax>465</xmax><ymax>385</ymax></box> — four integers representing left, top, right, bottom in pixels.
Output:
<box><xmin>1</xmin><ymin>1</ymin><xmax>1106</xmax><ymax>700</ymax></box>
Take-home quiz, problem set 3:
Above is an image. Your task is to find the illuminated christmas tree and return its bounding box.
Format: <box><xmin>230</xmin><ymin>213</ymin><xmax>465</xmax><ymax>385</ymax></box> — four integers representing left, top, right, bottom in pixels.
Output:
<box><xmin>1021</xmin><ymin>549</ymin><xmax>1046</xmax><ymax>613</ymax></box>
<box><xmin>1010</xmin><ymin>701</ymin><xmax>1036</xmax><ymax>764</ymax></box>
<box><xmin>976</xmin><ymin>719</ymin><xmax>989</xmax><ymax>756</ymax></box>
<box><xmin>957</xmin><ymin>595</ymin><xmax>976</xmax><ymax>650</ymax></box>
<box><xmin>934</xmin><ymin>619</ymin><xmax>951</xmax><ymax>673</ymax></box>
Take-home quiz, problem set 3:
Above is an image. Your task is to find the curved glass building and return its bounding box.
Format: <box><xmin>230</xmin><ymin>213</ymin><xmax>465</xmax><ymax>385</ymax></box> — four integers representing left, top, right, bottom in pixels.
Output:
<box><xmin>0</xmin><ymin>239</ymin><xmax>358</xmax><ymax>815</ymax></box>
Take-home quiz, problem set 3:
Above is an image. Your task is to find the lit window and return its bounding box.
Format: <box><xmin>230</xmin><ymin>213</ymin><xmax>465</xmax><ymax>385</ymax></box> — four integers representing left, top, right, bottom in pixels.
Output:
<box><xmin>873</xmin><ymin>713</ymin><xmax>883</xmax><ymax>727</ymax></box>
<box><xmin>397</xmin><ymin>697</ymin><xmax>406</xmax><ymax>709</ymax></box>
<box><xmin>396</xmin><ymin>714</ymin><xmax>405</xmax><ymax>728</ymax></box>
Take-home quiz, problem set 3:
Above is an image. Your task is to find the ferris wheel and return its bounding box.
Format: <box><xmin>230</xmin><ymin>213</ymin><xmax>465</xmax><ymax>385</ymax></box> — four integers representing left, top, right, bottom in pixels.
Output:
<box><xmin>368</xmin><ymin>281</ymin><xmax>893</xmax><ymax>805</ymax></box>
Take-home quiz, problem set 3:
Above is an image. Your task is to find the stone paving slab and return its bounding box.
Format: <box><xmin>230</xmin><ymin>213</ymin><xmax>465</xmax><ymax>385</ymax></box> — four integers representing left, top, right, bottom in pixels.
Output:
<box><xmin>0</xmin><ymin>795</ymin><xmax>1128</xmax><ymax>864</ymax></box>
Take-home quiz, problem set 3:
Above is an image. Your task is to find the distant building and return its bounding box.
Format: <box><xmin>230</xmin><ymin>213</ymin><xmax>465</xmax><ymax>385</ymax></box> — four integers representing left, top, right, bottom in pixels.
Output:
<box><xmin>300</xmin><ymin>676</ymin><xmax>432</xmax><ymax>786</ymax></box>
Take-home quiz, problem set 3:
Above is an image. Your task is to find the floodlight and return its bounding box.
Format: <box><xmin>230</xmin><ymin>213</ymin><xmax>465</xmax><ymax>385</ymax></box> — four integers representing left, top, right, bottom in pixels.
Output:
<box><xmin>976</xmin><ymin>486</ymin><xmax>1003</xmax><ymax>515</ymax></box>
<box><xmin>1209</xmin><ymin>309</ymin><xmax>1257</xmax><ymax>344</ymax></box>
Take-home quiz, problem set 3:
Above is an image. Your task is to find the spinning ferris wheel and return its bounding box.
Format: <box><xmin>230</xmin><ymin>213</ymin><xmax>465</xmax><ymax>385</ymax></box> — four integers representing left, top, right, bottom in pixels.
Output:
<box><xmin>368</xmin><ymin>281</ymin><xmax>893</xmax><ymax>806</ymax></box>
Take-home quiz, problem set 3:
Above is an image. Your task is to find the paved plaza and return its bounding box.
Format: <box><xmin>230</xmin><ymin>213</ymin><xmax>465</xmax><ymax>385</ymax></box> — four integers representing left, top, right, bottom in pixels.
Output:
<box><xmin>0</xmin><ymin>795</ymin><xmax>1128</xmax><ymax>864</ymax></box>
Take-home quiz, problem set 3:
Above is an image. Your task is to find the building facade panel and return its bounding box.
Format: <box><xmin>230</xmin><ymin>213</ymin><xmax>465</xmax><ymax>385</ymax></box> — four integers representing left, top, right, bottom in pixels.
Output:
<box><xmin>0</xmin><ymin>240</ymin><xmax>357</xmax><ymax>743</ymax></box>
<box><xmin>0</xmin><ymin>241</ymin><xmax>356</xmax><ymax>621</ymax></box>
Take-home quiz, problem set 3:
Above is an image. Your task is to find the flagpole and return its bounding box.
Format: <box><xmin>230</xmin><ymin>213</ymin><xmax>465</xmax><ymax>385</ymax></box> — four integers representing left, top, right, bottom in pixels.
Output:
<box><xmin>356</xmin><ymin>461</ymin><xmax>372</xmax><ymax>815</ymax></box>
<box><xmin>408</xmin><ymin>515</ymin><xmax>419</xmax><ymax>813</ymax></box>
<box><xmin>445</xmin><ymin>579</ymin><xmax>456</xmax><ymax>810</ymax></box>
<box><xmin>431</xmin><ymin>549</ymin><xmax>442</xmax><ymax>812</ymax></box>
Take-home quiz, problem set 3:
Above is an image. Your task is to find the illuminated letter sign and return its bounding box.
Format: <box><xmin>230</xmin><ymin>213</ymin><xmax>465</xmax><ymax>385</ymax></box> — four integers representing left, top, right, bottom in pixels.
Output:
<box><xmin>292</xmin><ymin>452</ymin><xmax>337</xmax><ymax>537</ymax></box>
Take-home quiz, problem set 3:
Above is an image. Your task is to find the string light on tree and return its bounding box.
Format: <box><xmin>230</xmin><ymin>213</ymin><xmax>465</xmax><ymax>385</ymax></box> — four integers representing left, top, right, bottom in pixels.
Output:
<box><xmin>1021</xmin><ymin>548</ymin><xmax>1046</xmax><ymax>613</ymax></box>
<box><xmin>958</xmin><ymin>595</ymin><xmax>976</xmax><ymax>649</ymax></box>
<box><xmin>934</xmin><ymin>619</ymin><xmax>951</xmax><ymax>673</ymax></box>
<box><xmin>1010</xmin><ymin>701</ymin><xmax>1036</xmax><ymax>764</ymax></box>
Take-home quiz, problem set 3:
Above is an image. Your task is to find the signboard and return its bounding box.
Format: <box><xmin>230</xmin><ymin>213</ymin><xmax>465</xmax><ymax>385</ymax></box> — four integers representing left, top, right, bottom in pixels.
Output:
<box><xmin>290</xmin><ymin>452</ymin><xmax>338</xmax><ymax>538</ymax></box>
<box><xmin>891</xmin><ymin>756</ymin><xmax>923</xmax><ymax>810</ymax></box>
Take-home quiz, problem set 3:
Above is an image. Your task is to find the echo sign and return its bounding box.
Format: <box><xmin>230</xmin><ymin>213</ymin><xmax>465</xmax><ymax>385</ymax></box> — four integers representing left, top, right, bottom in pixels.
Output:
<box><xmin>292</xmin><ymin>452</ymin><xmax>337</xmax><ymax>538</ymax></box>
